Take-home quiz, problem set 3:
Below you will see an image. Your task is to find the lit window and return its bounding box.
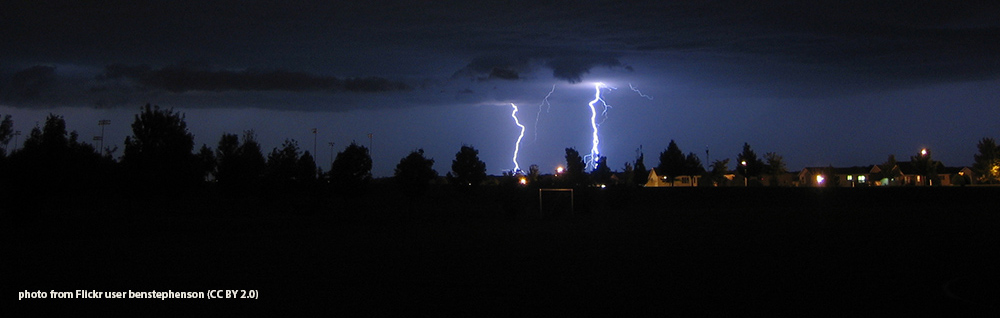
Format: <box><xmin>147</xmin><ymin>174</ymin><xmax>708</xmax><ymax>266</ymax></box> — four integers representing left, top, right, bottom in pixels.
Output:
<box><xmin>859</xmin><ymin>175</ymin><xmax>866</xmax><ymax>182</ymax></box>
<box><xmin>847</xmin><ymin>175</ymin><xmax>853</xmax><ymax>181</ymax></box>
<box><xmin>816</xmin><ymin>175</ymin><xmax>824</xmax><ymax>184</ymax></box>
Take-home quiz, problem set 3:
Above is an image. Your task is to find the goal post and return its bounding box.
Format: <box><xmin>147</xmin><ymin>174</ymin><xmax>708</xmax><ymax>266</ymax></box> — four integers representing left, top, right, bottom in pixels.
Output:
<box><xmin>538</xmin><ymin>188</ymin><xmax>573</xmax><ymax>218</ymax></box>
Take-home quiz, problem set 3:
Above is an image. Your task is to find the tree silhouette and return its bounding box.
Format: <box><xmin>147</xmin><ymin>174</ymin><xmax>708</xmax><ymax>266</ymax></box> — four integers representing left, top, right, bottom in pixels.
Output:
<box><xmin>709</xmin><ymin>158</ymin><xmax>730</xmax><ymax>186</ymax></box>
<box><xmin>296</xmin><ymin>151</ymin><xmax>317</xmax><ymax>184</ymax></box>
<box><xmin>4</xmin><ymin>114</ymin><xmax>108</xmax><ymax>193</ymax></box>
<box><xmin>657</xmin><ymin>140</ymin><xmax>685</xmax><ymax>186</ymax></box>
<box><xmin>215</xmin><ymin>131</ymin><xmax>266</xmax><ymax>191</ymax></box>
<box><xmin>683</xmin><ymin>152</ymin><xmax>705</xmax><ymax>186</ymax></box>
<box><xmin>634</xmin><ymin>152</ymin><xmax>648</xmax><ymax>187</ymax></box>
<box><xmin>122</xmin><ymin>104</ymin><xmax>199</xmax><ymax>190</ymax></box>
<box><xmin>910</xmin><ymin>149</ymin><xmax>942</xmax><ymax>186</ymax></box>
<box><xmin>763</xmin><ymin>152</ymin><xmax>787</xmax><ymax>186</ymax></box>
<box><xmin>215</xmin><ymin>133</ymin><xmax>241</xmax><ymax>185</ymax></box>
<box><xmin>528</xmin><ymin>164</ymin><xmax>540</xmax><ymax>183</ymax></box>
<box><xmin>563</xmin><ymin>147</ymin><xmax>588</xmax><ymax>186</ymax></box>
<box><xmin>736</xmin><ymin>142</ymin><xmax>763</xmax><ymax>185</ymax></box>
<box><xmin>394</xmin><ymin>149</ymin><xmax>437</xmax><ymax>197</ymax></box>
<box><xmin>872</xmin><ymin>155</ymin><xmax>902</xmax><ymax>185</ymax></box>
<box><xmin>622</xmin><ymin>162</ymin><xmax>635</xmax><ymax>186</ymax></box>
<box><xmin>972</xmin><ymin>137</ymin><xmax>999</xmax><ymax>184</ymax></box>
<box><xmin>330</xmin><ymin>142</ymin><xmax>372</xmax><ymax>191</ymax></box>
<box><xmin>265</xmin><ymin>139</ymin><xmax>303</xmax><ymax>187</ymax></box>
<box><xmin>684</xmin><ymin>152</ymin><xmax>705</xmax><ymax>175</ymax></box>
<box><xmin>0</xmin><ymin>114</ymin><xmax>12</xmax><ymax>156</ymax></box>
<box><xmin>196</xmin><ymin>144</ymin><xmax>216</xmax><ymax>182</ymax></box>
<box><xmin>449</xmin><ymin>145</ymin><xmax>486</xmax><ymax>186</ymax></box>
<box><xmin>592</xmin><ymin>156</ymin><xmax>612</xmax><ymax>185</ymax></box>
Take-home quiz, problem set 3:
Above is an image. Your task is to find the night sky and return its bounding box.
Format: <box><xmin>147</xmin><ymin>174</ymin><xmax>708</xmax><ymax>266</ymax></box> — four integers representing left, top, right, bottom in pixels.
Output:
<box><xmin>3</xmin><ymin>0</ymin><xmax>998</xmax><ymax>177</ymax></box>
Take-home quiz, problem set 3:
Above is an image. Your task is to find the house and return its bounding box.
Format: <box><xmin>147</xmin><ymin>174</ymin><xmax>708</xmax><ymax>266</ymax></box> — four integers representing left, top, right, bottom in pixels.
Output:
<box><xmin>645</xmin><ymin>169</ymin><xmax>702</xmax><ymax>187</ymax></box>
<box><xmin>938</xmin><ymin>166</ymin><xmax>975</xmax><ymax>186</ymax></box>
<box><xmin>869</xmin><ymin>163</ymin><xmax>974</xmax><ymax>186</ymax></box>
<box><xmin>798</xmin><ymin>166</ymin><xmax>875</xmax><ymax>187</ymax></box>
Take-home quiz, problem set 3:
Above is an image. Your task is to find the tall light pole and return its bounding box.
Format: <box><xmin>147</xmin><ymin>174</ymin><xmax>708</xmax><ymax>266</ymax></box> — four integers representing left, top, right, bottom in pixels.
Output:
<box><xmin>328</xmin><ymin>142</ymin><xmax>335</xmax><ymax>167</ymax></box>
<box><xmin>98</xmin><ymin>119</ymin><xmax>110</xmax><ymax>156</ymax></box>
<box><xmin>12</xmin><ymin>130</ymin><xmax>21</xmax><ymax>152</ymax></box>
<box><xmin>311</xmin><ymin>128</ymin><xmax>317</xmax><ymax>157</ymax></box>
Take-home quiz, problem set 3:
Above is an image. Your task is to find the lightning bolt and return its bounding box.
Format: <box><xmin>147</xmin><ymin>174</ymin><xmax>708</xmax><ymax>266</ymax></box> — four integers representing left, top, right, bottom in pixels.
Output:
<box><xmin>629</xmin><ymin>83</ymin><xmax>653</xmax><ymax>100</ymax></box>
<box><xmin>533</xmin><ymin>84</ymin><xmax>556</xmax><ymax>143</ymax></box>
<box><xmin>585</xmin><ymin>82</ymin><xmax>609</xmax><ymax>169</ymax></box>
<box><xmin>510</xmin><ymin>103</ymin><xmax>526</xmax><ymax>173</ymax></box>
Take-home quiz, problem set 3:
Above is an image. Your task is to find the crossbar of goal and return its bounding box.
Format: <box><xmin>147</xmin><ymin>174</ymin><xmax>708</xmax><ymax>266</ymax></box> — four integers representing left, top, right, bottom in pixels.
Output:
<box><xmin>538</xmin><ymin>188</ymin><xmax>573</xmax><ymax>217</ymax></box>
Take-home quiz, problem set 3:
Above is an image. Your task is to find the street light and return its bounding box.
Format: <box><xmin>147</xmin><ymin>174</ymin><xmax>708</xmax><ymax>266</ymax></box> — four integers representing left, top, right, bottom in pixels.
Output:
<box><xmin>741</xmin><ymin>160</ymin><xmax>748</xmax><ymax>186</ymax></box>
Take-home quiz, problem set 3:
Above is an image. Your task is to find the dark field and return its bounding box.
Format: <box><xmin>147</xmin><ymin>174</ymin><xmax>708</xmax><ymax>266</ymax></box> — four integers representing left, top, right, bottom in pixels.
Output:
<box><xmin>8</xmin><ymin>187</ymin><xmax>1000</xmax><ymax>315</ymax></box>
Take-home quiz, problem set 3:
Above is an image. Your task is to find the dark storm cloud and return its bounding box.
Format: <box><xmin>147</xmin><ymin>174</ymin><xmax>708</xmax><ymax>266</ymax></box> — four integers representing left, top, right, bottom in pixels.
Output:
<box><xmin>452</xmin><ymin>56</ymin><xmax>530</xmax><ymax>81</ymax></box>
<box><xmin>3</xmin><ymin>0</ymin><xmax>999</xmax><ymax>106</ymax></box>
<box><xmin>452</xmin><ymin>53</ymin><xmax>629</xmax><ymax>83</ymax></box>
<box><xmin>97</xmin><ymin>64</ymin><xmax>409</xmax><ymax>93</ymax></box>
<box><xmin>2</xmin><ymin>66</ymin><xmax>57</xmax><ymax>101</ymax></box>
<box><xmin>545</xmin><ymin>56</ymin><xmax>627</xmax><ymax>84</ymax></box>
<box><xmin>0</xmin><ymin>63</ymin><xmax>411</xmax><ymax>110</ymax></box>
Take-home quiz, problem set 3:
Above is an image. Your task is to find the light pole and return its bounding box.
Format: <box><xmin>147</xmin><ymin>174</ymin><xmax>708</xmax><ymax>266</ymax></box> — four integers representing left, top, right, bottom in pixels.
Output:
<box><xmin>367</xmin><ymin>133</ymin><xmax>373</xmax><ymax>156</ymax></box>
<box><xmin>328</xmin><ymin>142</ymin><xmax>335</xmax><ymax>167</ymax></box>
<box><xmin>741</xmin><ymin>160</ymin><xmax>748</xmax><ymax>186</ymax></box>
<box><xmin>311</xmin><ymin>128</ymin><xmax>318</xmax><ymax>157</ymax></box>
<box><xmin>98</xmin><ymin>119</ymin><xmax>110</xmax><ymax>156</ymax></box>
<box><xmin>12</xmin><ymin>130</ymin><xmax>21</xmax><ymax>152</ymax></box>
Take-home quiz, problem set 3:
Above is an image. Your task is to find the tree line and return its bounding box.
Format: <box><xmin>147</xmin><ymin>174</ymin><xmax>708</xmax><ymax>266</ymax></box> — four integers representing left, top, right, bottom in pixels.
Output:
<box><xmin>1</xmin><ymin>105</ymin><xmax>998</xmax><ymax>200</ymax></box>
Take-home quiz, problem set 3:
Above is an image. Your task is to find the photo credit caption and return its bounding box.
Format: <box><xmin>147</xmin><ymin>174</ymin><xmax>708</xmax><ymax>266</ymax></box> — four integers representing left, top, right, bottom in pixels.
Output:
<box><xmin>18</xmin><ymin>290</ymin><xmax>258</xmax><ymax>300</ymax></box>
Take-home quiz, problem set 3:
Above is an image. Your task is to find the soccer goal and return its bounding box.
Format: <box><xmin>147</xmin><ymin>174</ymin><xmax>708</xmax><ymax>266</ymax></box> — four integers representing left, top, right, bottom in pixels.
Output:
<box><xmin>538</xmin><ymin>188</ymin><xmax>573</xmax><ymax>218</ymax></box>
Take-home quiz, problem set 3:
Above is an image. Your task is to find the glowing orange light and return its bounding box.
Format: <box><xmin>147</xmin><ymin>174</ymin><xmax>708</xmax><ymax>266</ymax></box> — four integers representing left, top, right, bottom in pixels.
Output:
<box><xmin>921</xmin><ymin>148</ymin><xmax>928</xmax><ymax>156</ymax></box>
<box><xmin>556</xmin><ymin>166</ymin><xmax>564</xmax><ymax>174</ymax></box>
<box><xmin>816</xmin><ymin>175</ymin><xmax>825</xmax><ymax>184</ymax></box>
<box><xmin>519</xmin><ymin>177</ymin><xmax>527</xmax><ymax>185</ymax></box>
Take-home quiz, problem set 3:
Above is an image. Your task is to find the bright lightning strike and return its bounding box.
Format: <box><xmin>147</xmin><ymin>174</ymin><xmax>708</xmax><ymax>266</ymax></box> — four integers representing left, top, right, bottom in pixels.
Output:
<box><xmin>585</xmin><ymin>82</ymin><xmax>610</xmax><ymax>169</ymax></box>
<box><xmin>510</xmin><ymin>103</ymin><xmax>526</xmax><ymax>173</ymax></box>
<box><xmin>629</xmin><ymin>83</ymin><xmax>653</xmax><ymax>100</ymax></box>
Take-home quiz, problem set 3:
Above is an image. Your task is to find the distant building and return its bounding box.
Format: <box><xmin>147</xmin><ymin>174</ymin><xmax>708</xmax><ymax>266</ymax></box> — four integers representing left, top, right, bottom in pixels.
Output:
<box><xmin>801</xmin><ymin>164</ymin><xmax>974</xmax><ymax>187</ymax></box>
<box><xmin>799</xmin><ymin>166</ymin><xmax>874</xmax><ymax>187</ymax></box>
<box><xmin>645</xmin><ymin>169</ymin><xmax>702</xmax><ymax>187</ymax></box>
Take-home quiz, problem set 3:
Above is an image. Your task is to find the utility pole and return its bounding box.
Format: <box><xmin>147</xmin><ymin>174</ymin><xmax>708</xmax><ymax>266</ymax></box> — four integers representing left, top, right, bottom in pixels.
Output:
<box><xmin>328</xmin><ymin>142</ymin><xmax>335</xmax><ymax>167</ymax></box>
<box><xmin>12</xmin><ymin>130</ymin><xmax>21</xmax><ymax>152</ymax></box>
<box><xmin>367</xmin><ymin>132</ymin><xmax>373</xmax><ymax>157</ymax></box>
<box><xmin>705</xmin><ymin>145</ymin><xmax>710</xmax><ymax>170</ymax></box>
<box><xmin>311</xmin><ymin>128</ymin><xmax>317</xmax><ymax>157</ymax></box>
<box><xmin>98</xmin><ymin>119</ymin><xmax>110</xmax><ymax>156</ymax></box>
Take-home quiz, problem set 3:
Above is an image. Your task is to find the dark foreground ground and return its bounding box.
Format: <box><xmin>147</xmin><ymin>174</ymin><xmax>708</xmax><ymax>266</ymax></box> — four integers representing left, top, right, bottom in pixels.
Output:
<box><xmin>7</xmin><ymin>186</ymin><xmax>1000</xmax><ymax>315</ymax></box>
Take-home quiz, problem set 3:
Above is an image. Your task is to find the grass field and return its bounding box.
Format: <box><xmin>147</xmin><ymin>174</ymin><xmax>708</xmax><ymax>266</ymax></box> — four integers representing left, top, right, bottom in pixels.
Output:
<box><xmin>8</xmin><ymin>187</ymin><xmax>999</xmax><ymax>315</ymax></box>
